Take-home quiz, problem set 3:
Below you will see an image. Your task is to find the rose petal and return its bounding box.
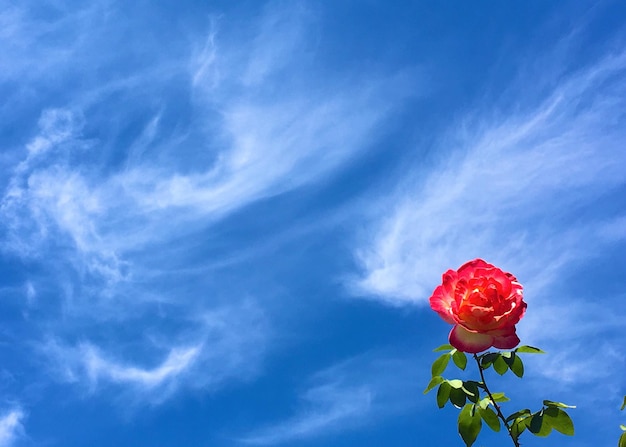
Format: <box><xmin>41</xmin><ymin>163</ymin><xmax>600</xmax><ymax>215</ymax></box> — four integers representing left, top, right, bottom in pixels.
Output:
<box><xmin>449</xmin><ymin>325</ymin><xmax>493</xmax><ymax>353</ymax></box>
<box><xmin>499</xmin><ymin>298</ymin><xmax>527</xmax><ymax>327</ymax></box>
<box><xmin>457</xmin><ymin>259</ymin><xmax>490</xmax><ymax>276</ymax></box>
<box><xmin>491</xmin><ymin>328</ymin><xmax>521</xmax><ymax>350</ymax></box>
<box><xmin>429</xmin><ymin>285</ymin><xmax>456</xmax><ymax>324</ymax></box>
<box><xmin>490</xmin><ymin>269</ymin><xmax>513</xmax><ymax>297</ymax></box>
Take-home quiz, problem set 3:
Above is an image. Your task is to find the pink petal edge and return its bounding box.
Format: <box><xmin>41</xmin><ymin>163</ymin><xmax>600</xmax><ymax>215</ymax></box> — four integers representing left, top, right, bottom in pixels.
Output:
<box><xmin>491</xmin><ymin>330</ymin><xmax>521</xmax><ymax>350</ymax></box>
<box><xmin>429</xmin><ymin>285</ymin><xmax>456</xmax><ymax>324</ymax></box>
<box><xmin>449</xmin><ymin>325</ymin><xmax>493</xmax><ymax>353</ymax></box>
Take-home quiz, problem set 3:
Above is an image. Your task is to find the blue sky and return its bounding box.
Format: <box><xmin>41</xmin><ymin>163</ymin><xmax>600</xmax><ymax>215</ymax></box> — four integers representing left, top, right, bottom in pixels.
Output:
<box><xmin>1</xmin><ymin>1</ymin><xmax>625</xmax><ymax>446</ymax></box>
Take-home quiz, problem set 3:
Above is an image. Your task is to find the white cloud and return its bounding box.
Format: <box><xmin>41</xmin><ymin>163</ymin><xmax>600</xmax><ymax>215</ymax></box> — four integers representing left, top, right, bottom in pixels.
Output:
<box><xmin>123</xmin><ymin>1</ymin><xmax>408</xmax><ymax>222</ymax></box>
<box><xmin>1</xmin><ymin>0</ymin><xmax>410</xmax><ymax>278</ymax></box>
<box><xmin>2</xmin><ymin>158</ymin><xmax>125</xmax><ymax>286</ymax></box>
<box><xmin>42</xmin><ymin>340</ymin><xmax>199</xmax><ymax>393</ymax></box>
<box><xmin>0</xmin><ymin>0</ymin><xmax>414</xmax><ymax>410</ymax></box>
<box><xmin>240</xmin><ymin>353</ymin><xmax>422</xmax><ymax>445</ymax></box>
<box><xmin>242</xmin><ymin>384</ymin><xmax>371</xmax><ymax>446</ymax></box>
<box><xmin>41</xmin><ymin>302</ymin><xmax>269</xmax><ymax>404</ymax></box>
<box><xmin>191</xmin><ymin>20</ymin><xmax>219</xmax><ymax>89</ymax></box>
<box><xmin>0</xmin><ymin>409</ymin><xmax>25</xmax><ymax>447</ymax></box>
<box><xmin>82</xmin><ymin>344</ymin><xmax>200</xmax><ymax>389</ymax></box>
<box><xmin>518</xmin><ymin>295</ymin><xmax>626</xmax><ymax>384</ymax></box>
<box><xmin>0</xmin><ymin>2</ymin><xmax>109</xmax><ymax>85</ymax></box>
<box><xmin>122</xmin><ymin>87</ymin><xmax>393</xmax><ymax>217</ymax></box>
<box><xmin>353</xmin><ymin>49</ymin><xmax>626</xmax><ymax>306</ymax></box>
<box><xmin>26</xmin><ymin>108</ymin><xmax>82</xmax><ymax>156</ymax></box>
<box><xmin>239</xmin><ymin>1</ymin><xmax>313</xmax><ymax>86</ymax></box>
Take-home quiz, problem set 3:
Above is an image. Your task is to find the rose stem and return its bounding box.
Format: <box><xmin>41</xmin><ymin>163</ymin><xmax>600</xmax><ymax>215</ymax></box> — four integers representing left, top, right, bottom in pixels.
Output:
<box><xmin>473</xmin><ymin>354</ymin><xmax>520</xmax><ymax>447</ymax></box>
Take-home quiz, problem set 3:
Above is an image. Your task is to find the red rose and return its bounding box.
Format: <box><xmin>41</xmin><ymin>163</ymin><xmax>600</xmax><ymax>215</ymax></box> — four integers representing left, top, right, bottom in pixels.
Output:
<box><xmin>429</xmin><ymin>259</ymin><xmax>527</xmax><ymax>353</ymax></box>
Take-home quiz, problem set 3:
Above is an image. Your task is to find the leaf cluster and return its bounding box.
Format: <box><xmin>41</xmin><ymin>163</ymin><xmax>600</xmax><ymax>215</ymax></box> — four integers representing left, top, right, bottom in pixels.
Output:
<box><xmin>424</xmin><ymin>344</ymin><xmax>575</xmax><ymax>447</ymax></box>
<box><xmin>506</xmin><ymin>400</ymin><xmax>575</xmax><ymax>440</ymax></box>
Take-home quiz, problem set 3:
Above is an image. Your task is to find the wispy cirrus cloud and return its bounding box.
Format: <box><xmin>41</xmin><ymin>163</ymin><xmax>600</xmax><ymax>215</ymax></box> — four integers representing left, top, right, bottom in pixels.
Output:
<box><xmin>240</xmin><ymin>352</ymin><xmax>422</xmax><ymax>445</ymax></box>
<box><xmin>353</xmin><ymin>48</ymin><xmax>626</xmax><ymax>306</ymax></box>
<box><xmin>57</xmin><ymin>343</ymin><xmax>201</xmax><ymax>390</ymax></box>
<box><xmin>0</xmin><ymin>0</ymin><xmax>418</xmax><ymax>410</ymax></box>
<box><xmin>242</xmin><ymin>382</ymin><xmax>372</xmax><ymax>446</ymax></box>
<box><xmin>1</xmin><ymin>0</ymin><xmax>411</xmax><ymax>277</ymax></box>
<box><xmin>0</xmin><ymin>0</ymin><xmax>416</xmax><ymax>407</ymax></box>
<box><xmin>0</xmin><ymin>408</ymin><xmax>25</xmax><ymax>447</ymax></box>
<box><xmin>41</xmin><ymin>302</ymin><xmax>269</xmax><ymax>404</ymax></box>
<box><xmin>0</xmin><ymin>10</ymin><xmax>411</xmax><ymax>415</ymax></box>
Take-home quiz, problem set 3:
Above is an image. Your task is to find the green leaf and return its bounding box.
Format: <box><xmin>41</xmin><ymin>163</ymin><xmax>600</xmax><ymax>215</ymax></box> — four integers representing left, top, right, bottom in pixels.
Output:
<box><xmin>621</xmin><ymin>396</ymin><xmax>626</xmax><ymax>411</ymax></box>
<box><xmin>434</xmin><ymin>344</ymin><xmax>454</xmax><ymax>352</ymax></box>
<box><xmin>477</xmin><ymin>397</ymin><xmax>491</xmax><ymax>410</ymax></box>
<box><xmin>448</xmin><ymin>379</ymin><xmax>464</xmax><ymax>389</ymax></box>
<box><xmin>504</xmin><ymin>353</ymin><xmax>524</xmax><ymax>378</ymax></box>
<box><xmin>450</xmin><ymin>387</ymin><xmax>467</xmax><ymax>408</ymax></box>
<box><xmin>510</xmin><ymin>422</ymin><xmax>524</xmax><ymax>440</ymax></box>
<box><xmin>543</xmin><ymin>400</ymin><xmax>576</xmax><ymax>409</ymax></box>
<box><xmin>543</xmin><ymin>407</ymin><xmax>574</xmax><ymax>436</ymax></box>
<box><xmin>515</xmin><ymin>345</ymin><xmax>546</xmax><ymax>354</ymax></box>
<box><xmin>510</xmin><ymin>413</ymin><xmax>531</xmax><ymax>439</ymax></box>
<box><xmin>506</xmin><ymin>409</ymin><xmax>531</xmax><ymax>423</ymax></box>
<box><xmin>462</xmin><ymin>381</ymin><xmax>480</xmax><ymax>403</ymax></box>
<box><xmin>424</xmin><ymin>375</ymin><xmax>444</xmax><ymax>394</ymax></box>
<box><xmin>458</xmin><ymin>404</ymin><xmax>482</xmax><ymax>447</ymax></box>
<box><xmin>452</xmin><ymin>350</ymin><xmax>468</xmax><ymax>370</ymax></box>
<box><xmin>619</xmin><ymin>432</ymin><xmax>626</xmax><ymax>447</ymax></box>
<box><xmin>528</xmin><ymin>412</ymin><xmax>542</xmax><ymax>434</ymax></box>
<box><xmin>431</xmin><ymin>354</ymin><xmax>451</xmax><ymax>377</ymax></box>
<box><xmin>480</xmin><ymin>353</ymin><xmax>499</xmax><ymax>369</ymax></box>
<box><xmin>478</xmin><ymin>406</ymin><xmax>500</xmax><ymax>432</ymax></box>
<box><xmin>489</xmin><ymin>392</ymin><xmax>510</xmax><ymax>403</ymax></box>
<box><xmin>535</xmin><ymin>418</ymin><xmax>553</xmax><ymax>437</ymax></box>
<box><xmin>437</xmin><ymin>382</ymin><xmax>451</xmax><ymax>408</ymax></box>
<box><xmin>528</xmin><ymin>411</ymin><xmax>552</xmax><ymax>438</ymax></box>
<box><xmin>619</xmin><ymin>424</ymin><xmax>626</xmax><ymax>431</ymax></box>
<box><xmin>528</xmin><ymin>411</ymin><xmax>552</xmax><ymax>437</ymax></box>
<box><xmin>493</xmin><ymin>356</ymin><xmax>508</xmax><ymax>375</ymax></box>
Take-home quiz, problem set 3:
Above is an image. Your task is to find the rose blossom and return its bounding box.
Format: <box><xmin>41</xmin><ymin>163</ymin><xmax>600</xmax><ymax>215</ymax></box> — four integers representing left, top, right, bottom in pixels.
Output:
<box><xmin>429</xmin><ymin>259</ymin><xmax>527</xmax><ymax>353</ymax></box>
